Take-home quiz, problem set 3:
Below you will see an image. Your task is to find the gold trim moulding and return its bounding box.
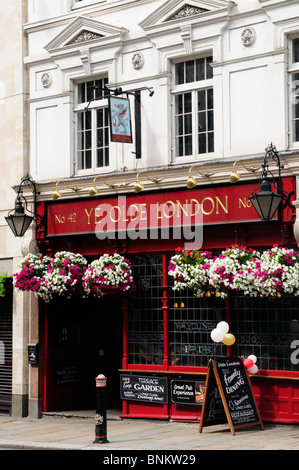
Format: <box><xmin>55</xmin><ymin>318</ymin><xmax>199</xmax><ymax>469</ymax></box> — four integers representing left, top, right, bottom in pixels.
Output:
<box><xmin>119</xmin><ymin>369</ymin><xmax>207</xmax><ymax>376</ymax></box>
<box><xmin>118</xmin><ymin>369</ymin><xmax>299</xmax><ymax>380</ymax></box>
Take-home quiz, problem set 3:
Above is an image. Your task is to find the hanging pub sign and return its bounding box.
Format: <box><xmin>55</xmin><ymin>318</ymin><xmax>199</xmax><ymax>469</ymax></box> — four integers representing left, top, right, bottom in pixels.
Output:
<box><xmin>199</xmin><ymin>357</ymin><xmax>263</xmax><ymax>436</ymax></box>
<box><xmin>109</xmin><ymin>96</ymin><xmax>133</xmax><ymax>143</ymax></box>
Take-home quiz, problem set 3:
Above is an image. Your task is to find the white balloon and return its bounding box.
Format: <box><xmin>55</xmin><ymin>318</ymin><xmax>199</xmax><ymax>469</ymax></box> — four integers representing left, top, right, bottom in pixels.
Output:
<box><xmin>217</xmin><ymin>321</ymin><xmax>229</xmax><ymax>334</ymax></box>
<box><xmin>248</xmin><ymin>364</ymin><xmax>258</xmax><ymax>374</ymax></box>
<box><xmin>211</xmin><ymin>328</ymin><xmax>224</xmax><ymax>343</ymax></box>
<box><xmin>247</xmin><ymin>354</ymin><xmax>257</xmax><ymax>364</ymax></box>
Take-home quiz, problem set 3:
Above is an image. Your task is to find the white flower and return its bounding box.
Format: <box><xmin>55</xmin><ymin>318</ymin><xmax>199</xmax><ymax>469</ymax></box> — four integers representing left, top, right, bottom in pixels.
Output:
<box><xmin>168</xmin><ymin>249</ymin><xmax>212</xmax><ymax>296</ymax></box>
<box><xmin>253</xmin><ymin>246</ymin><xmax>299</xmax><ymax>296</ymax></box>
<box><xmin>209</xmin><ymin>245</ymin><xmax>260</xmax><ymax>296</ymax></box>
<box><xmin>82</xmin><ymin>253</ymin><xmax>135</xmax><ymax>297</ymax></box>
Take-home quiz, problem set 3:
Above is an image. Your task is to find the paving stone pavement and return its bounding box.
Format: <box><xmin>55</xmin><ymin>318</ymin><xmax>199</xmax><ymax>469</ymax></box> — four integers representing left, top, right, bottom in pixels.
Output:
<box><xmin>0</xmin><ymin>410</ymin><xmax>298</xmax><ymax>454</ymax></box>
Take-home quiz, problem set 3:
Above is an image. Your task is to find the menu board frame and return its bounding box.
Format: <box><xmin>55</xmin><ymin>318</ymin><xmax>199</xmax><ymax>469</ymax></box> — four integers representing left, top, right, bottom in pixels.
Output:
<box><xmin>171</xmin><ymin>379</ymin><xmax>205</xmax><ymax>405</ymax></box>
<box><xmin>120</xmin><ymin>374</ymin><xmax>168</xmax><ymax>404</ymax></box>
<box><xmin>199</xmin><ymin>357</ymin><xmax>263</xmax><ymax>435</ymax></box>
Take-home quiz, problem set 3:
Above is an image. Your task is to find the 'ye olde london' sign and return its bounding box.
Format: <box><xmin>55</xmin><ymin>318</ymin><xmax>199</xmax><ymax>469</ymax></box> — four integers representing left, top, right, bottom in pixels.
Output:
<box><xmin>45</xmin><ymin>178</ymin><xmax>295</xmax><ymax>237</ymax></box>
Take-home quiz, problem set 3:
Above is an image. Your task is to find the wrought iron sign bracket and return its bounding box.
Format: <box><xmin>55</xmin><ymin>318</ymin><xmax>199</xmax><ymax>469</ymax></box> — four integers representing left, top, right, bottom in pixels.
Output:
<box><xmin>84</xmin><ymin>86</ymin><xmax>154</xmax><ymax>160</ymax></box>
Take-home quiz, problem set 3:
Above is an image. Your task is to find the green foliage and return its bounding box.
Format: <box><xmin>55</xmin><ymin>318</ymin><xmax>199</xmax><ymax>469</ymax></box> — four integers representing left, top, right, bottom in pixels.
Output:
<box><xmin>0</xmin><ymin>275</ymin><xmax>12</xmax><ymax>297</ymax></box>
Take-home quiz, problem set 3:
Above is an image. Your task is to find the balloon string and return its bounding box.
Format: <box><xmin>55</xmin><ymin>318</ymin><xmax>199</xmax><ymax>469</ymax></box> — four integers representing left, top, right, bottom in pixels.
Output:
<box><xmin>207</xmin><ymin>343</ymin><xmax>220</xmax><ymax>363</ymax></box>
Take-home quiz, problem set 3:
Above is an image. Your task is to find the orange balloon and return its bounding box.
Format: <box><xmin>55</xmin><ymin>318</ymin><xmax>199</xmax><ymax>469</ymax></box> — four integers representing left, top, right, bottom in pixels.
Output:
<box><xmin>222</xmin><ymin>333</ymin><xmax>236</xmax><ymax>346</ymax></box>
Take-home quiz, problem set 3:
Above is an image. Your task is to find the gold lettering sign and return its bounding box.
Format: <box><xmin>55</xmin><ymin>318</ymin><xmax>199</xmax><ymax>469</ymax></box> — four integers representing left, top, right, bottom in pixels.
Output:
<box><xmin>85</xmin><ymin>208</ymin><xmax>93</xmax><ymax>225</ymax></box>
<box><xmin>239</xmin><ymin>197</ymin><xmax>252</xmax><ymax>209</ymax></box>
<box><xmin>57</xmin><ymin>196</ymin><xmax>232</xmax><ymax>227</ymax></box>
<box><xmin>47</xmin><ymin>178</ymin><xmax>293</xmax><ymax>237</ymax></box>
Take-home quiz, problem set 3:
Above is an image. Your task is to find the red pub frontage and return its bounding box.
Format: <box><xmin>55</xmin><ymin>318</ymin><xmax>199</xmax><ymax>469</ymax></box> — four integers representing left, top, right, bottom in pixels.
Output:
<box><xmin>35</xmin><ymin>176</ymin><xmax>299</xmax><ymax>423</ymax></box>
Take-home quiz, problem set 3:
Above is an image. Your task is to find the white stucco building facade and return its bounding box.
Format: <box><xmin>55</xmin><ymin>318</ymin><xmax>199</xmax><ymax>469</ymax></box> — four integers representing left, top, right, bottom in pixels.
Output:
<box><xmin>0</xmin><ymin>2</ymin><xmax>30</xmax><ymax>417</ymax></box>
<box><xmin>24</xmin><ymin>0</ymin><xmax>299</xmax><ymax>188</ymax></box>
<box><xmin>2</xmin><ymin>0</ymin><xmax>299</xmax><ymax>419</ymax></box>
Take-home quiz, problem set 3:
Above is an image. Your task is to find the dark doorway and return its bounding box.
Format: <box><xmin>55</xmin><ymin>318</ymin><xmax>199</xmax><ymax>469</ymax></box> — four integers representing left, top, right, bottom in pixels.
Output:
<box><xmin>43</xmin><ymin>294</ymin><xmax>123</xmax><ymax>412</ymax></box>
<box><xmin>0</xmin><ymin>279</ymin><xmax>12</xmax><ymax>415</ymax></box>
<box><xmin>93</xmin><ymin>295</ymin><xmax>123</xmax><ymax>409</ymax></box>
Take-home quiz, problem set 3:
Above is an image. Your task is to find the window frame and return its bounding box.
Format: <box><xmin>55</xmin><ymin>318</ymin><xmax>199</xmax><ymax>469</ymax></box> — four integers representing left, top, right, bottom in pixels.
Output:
<box><xmin>171</xmin><ymin>55</ymin><xmax>214</xmax><ymax>163</ymax></box>
<box><xmin>127</xmin><ymin>255</ymin><xmax>164</xmax><ymax>368</ymax></box>
<box><xmin>289</xmin><ymin>37</ymin><xmax>299</xmax><ymax>148</ymax></box>
<box><xmin>74</xmin><ymin>78</ymin><xmax>111</xmax><ymax>175</ymax></box>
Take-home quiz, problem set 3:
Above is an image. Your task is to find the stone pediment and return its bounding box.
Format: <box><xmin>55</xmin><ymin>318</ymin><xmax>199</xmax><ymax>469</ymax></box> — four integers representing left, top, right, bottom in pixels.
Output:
<box><xmin>140</xmin><ymin>0</ymin><xmax>234</xmax><ymax>29</ymax></box>
<box><xmin>67</xmin><ymin>30</ymin><xmax>104</xmax><ymax>45</ymax></box>
<box><xmin>169</xmin><ymin>5</ymin><xmax>209</xmax><ymax>20</ymax></box>
<box><xmin>45</xmin><ymin>16</ymin><xmax>128</xmax><ymax>52</ymax></box>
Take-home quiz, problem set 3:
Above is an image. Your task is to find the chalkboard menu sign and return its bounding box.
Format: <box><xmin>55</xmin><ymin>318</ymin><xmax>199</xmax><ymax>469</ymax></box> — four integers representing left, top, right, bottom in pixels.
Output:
<box><xmin>199</xmin><ymin>357</ymin><xmax>263</xmax><ymax>435</ymax></box>
<box><xmin>120</xmin><ymin>374</ymin><xmax>168</xmax><ymax>404</ymax></box>
<box><xmin>171</xmin><ymin>380</ymin><xmax>205</xmax><ymax>405</ymax></box>
<box><xmin>199</xmin><ymin>362</ymin><xmax>227</xmax><ymax>427</ymax></box>
<box><xmin>55</xmin><ymin>364</ymin><xmax>84</xmax><ymax>386</ymax></box>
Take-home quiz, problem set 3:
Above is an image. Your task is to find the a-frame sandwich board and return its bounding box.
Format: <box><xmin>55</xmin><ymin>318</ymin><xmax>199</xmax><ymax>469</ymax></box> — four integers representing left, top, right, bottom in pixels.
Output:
<box><xmin>199</xmin><ymin>357</ymin><xmax>263</xmax><ymax>436</ymax></box>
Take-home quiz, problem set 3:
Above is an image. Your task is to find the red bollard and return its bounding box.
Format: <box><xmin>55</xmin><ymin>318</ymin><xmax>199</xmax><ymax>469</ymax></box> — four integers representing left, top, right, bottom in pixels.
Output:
<box><xmin>93</xmin><ymin>374</ymin><xmax>109</xmax><ymax>444</ymax></box>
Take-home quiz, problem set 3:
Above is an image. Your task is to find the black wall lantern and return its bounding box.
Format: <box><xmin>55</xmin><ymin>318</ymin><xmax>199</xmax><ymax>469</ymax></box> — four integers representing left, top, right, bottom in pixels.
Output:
<box><xmin>5</xmin><ymin>174</ymin><xmax>43</xmax><ymax>237</ymax></box>
<box><xmin>249</xmin><ymin>143</ymin><xmax>294</xmax><ymax>221</ymax></box>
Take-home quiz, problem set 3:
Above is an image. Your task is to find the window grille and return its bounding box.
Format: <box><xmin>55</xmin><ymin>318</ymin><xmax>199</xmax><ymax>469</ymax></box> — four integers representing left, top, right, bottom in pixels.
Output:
<box><xmin>231</xmin><ymin>295</ymin><xmax>299</xmax><ymax>371</ymax></box>
<box><xmin>128</xmin><ymin>255</ymin><xmax>164</xmax><ymax>365</ymax></box>
<box><xmin>168</xmin><ymin>291</ymin><xmax>226</xmax><ymax>367</ymax></box>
